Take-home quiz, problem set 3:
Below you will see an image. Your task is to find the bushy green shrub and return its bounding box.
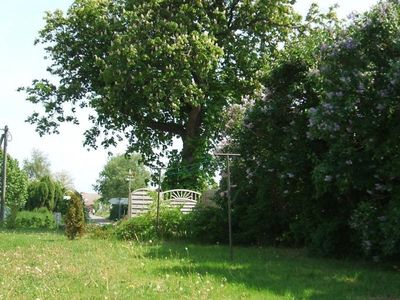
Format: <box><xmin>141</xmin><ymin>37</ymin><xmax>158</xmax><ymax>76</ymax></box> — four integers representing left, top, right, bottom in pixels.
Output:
<box><xmin>109</xmin><ymin>204</ymin><xmax>127</xmax><ymax>221</ymax></box>
<box><xmin>64</xmin><ymin>191</ymin><xmax>85</xmax><ymax>239</ymax></box>
<box><xmin>381</xmin><ymin>199</ymin><xmax>400</xmax><ymax>258</ymax></box>
<box><xmin>158</xmin><ymin>206</ymin><xmax>187</xmax><ymax>239</ymax></box>
<box><xmin>86</xmin><ymin>224</ymin><xmax>115</xmax><ymax>239</ymax></box>
<box><xmin>115</xmin><ymin>205</ymin><xmax>186</xmax><ymax>241</ymax></box>
<box><xmin>115</xmin><ymin>214</ymin><xmax>154</xmax><ymax>241</ymax></box>
<box><xmin>350</xmin><ymin>198</ymin><xmax>400</xmax><ymax>260</ymax></box>
<box><xmin>185</xmin><ymin>206</ymin><xmax>227</xmax><ymax>244</ymax></box>
<box><xmin>14</xmin><ymin>208</ymin><xmax>56</xmax><ymax>229</ymax></box>
<box><xmin>225</xmin><ymin>2</ymin><xmax>400</xmax><ymax>259</ymax></box>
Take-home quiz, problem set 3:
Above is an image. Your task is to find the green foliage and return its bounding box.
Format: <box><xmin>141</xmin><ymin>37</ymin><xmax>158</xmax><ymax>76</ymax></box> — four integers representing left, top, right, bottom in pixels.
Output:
<box><xmin>92</xmin><ymin>198</ymin><xmax>110</xmax><ymax>218</ymax></box>
<box><xmin>381</xmin><ymin>200</ymin><xmax>400</xmax><ymax>258</ymax></box>
<box><xmin>53</xmin><ymin>181</ymin><xmax>67</xmax><ymax>214</ymax></box>
<box><xmin>94</xmin><ymin>154</ymin><xmax>150</xmax><ymax>200</ymax></box>
<box><xmin>86</xmin><ymin>224</ymin><xmax>115</xmax><ymax>240</ymax></box>
<box><xmin>13</xmin><ymin>208</ymin><xmax>56</xmax><ymax>229</ymax></box>
<box><xmin>109</xmin><ymin>203</ymin><xmax>127</xmax><ymax>221</ymax></box>
<box><xmin>184</xmin><ymin>206</ymin><xmax>227</xmax><ymax>244</ymax></box>
<box><xmin>22</xmin><ymin>149</ymin><xmax>51</xmax><ymax>181</ymax></box>
<box><xmin>228</xmin><ymin>1</ymin><xmax>400</xmax><ymax>259</ymax></box>
<box><xmin>115</xmin><ymin>215</ymin><xmax>154</xmax><ymax>241</ymax></box>
<box><xmin>115</xmin><ymin>205</ymin><xmax>186</xmax><ymax>242</ymax></box>
<box><xmin>25</xmin><ymin>175</ymin><xmax>61</xmax><ymax>212</ymax></box>
<box><xmin>64</xmin><ymin>191</ymin><xmax>85</xmax><ymax>239</ymax></box>
<box><xmin>21</xmin><ymin>0</ymin><xmax>300</xmax><ymax>189</ymax></box>
<box><xmin>350</xmin><ymin>198</ymin><xmax>400</xmax><ymax>259</ymax></box>
<box><xmin>0</xmin><ymin>151</ymin><xmax>29</xmax><ymax>227</ymax></box>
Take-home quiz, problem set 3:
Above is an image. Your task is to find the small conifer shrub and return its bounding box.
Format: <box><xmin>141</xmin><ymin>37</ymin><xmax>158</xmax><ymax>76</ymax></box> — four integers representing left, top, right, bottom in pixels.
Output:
<box><xmin>64</xmin><ymin>191</ymin><xmax>85</xmax><ymax>239</ymax></box>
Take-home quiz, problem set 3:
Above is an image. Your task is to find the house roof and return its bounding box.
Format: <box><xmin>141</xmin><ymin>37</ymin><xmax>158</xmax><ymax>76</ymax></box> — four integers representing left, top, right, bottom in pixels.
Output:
<box><xmin>81</xmin><ymin>192</ymin><xmax>101</xmax><ymax>206</ymax></box>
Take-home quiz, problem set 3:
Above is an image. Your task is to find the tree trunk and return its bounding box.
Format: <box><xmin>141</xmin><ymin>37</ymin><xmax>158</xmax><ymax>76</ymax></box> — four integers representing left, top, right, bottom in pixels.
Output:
<box><xmin>182</xmin><ymin>105</ymin><xmax>202</xmax><ymax>164</ymax></box>
<box><xmin>164</xmin><ymin>105</ymin><xmax>204</xmax><ymax>190</ymax></box>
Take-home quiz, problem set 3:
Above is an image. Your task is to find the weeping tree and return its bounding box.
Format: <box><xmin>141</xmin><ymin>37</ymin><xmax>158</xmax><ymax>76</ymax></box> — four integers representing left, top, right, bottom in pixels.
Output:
<box><xmin>25</xmin><ymin>175</ymin><xmax>63</xmax><ymax>212</ymax></box>
<box><xmin>21</xmin><ymin>0</ymin><xmax>300</xmax><ymax>189</ymax></box>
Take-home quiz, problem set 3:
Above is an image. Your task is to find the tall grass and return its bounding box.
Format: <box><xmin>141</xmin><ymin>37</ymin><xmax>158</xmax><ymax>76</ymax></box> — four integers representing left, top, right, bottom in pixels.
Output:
<box><xmin>0</xmin><ymin>230</ymin><xmax>398</xmax><ymax>299</ymax></box>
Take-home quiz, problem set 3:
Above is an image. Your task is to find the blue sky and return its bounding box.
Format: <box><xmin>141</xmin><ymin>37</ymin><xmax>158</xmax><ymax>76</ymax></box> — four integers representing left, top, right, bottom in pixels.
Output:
<box><xmin>0</xmin><ymin>0</ymin><xmax>379</xmax><ymax>193</ymax></box>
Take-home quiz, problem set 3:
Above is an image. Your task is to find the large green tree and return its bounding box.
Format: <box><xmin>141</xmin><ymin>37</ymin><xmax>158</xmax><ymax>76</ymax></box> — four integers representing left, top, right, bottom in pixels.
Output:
<box><xmin>0</xmin><ymin>151</ymin><xmax>29</xmax><ymax>226</ymax></box>
<box><xmin>94</xmin><ymin>153</ymin><xmax>150</xmax><ymax>200</ymax></box>
<box><xmin>21</xmin><ymin>0</ymin><xmax>299</xmax><ymax>188</ymax></box>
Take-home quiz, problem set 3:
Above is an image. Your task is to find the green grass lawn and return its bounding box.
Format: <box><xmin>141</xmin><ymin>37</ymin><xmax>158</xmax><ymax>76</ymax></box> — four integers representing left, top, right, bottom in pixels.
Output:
<box><xmin>0</xmin><ymin>230</ymin><xmax>399</xmax><ymax>299</ymax></box>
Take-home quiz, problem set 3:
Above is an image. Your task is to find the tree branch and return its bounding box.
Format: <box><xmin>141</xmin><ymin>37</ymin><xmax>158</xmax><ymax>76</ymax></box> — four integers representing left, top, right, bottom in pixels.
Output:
<box><xmin>143</xmin><ymin>119</ymin><xmax>185</xmax><ymax>136</ymax></box>
<box><xmin>227</xmin><ymin>0</ymin><xmax>240</xmax><ymax>28</ymax></box>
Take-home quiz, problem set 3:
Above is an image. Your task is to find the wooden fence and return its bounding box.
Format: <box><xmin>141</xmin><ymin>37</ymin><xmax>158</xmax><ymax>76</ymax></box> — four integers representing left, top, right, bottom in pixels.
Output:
<box><xmin>130</xmin><ymin>188</ymin><xmax>201</xmax><ymax>217</ymax></box>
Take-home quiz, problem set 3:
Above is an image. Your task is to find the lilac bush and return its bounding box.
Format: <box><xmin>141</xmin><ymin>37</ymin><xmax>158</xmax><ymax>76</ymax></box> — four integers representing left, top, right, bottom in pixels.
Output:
<box><xmin>231</xmin><ymin>1</ymin><xmax>400</xmax><ymax>258</ymax></box>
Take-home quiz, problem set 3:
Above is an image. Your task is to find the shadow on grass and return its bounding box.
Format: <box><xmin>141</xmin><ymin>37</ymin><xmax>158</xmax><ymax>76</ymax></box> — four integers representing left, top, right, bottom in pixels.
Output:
<box><xmin>143</xmin><ymin>242</ymin><xmax>400</xmax><ymax>299</ymax></box>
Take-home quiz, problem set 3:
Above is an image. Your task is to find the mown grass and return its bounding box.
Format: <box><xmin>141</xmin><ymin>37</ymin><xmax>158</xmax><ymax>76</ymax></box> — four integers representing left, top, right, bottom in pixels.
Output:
<box><xmin>0</xmin><ymin>229</ymin><xmax>399</xmax><ymax>299</ymax></box>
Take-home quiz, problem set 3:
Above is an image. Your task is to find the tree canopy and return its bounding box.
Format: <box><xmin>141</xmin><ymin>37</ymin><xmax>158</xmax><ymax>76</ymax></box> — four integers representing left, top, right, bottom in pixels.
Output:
<box><xmin>21</xmin><ymin>0</ymin><xmax>300</xmax><ymax>189</ymax></box>
<box><xmin>94</xmin><ymin>153</ymin><xmax>150</xmax><ymax>200</ymax></box>
<box><xmin>22</xmin><ymin>149</ymin><xmax>51</xmax><ymax>181</ymax></box>
<box><xmin>0</xmin><ymin>151</ymin><xmax>29</xmax><ymax>224</ymax></box>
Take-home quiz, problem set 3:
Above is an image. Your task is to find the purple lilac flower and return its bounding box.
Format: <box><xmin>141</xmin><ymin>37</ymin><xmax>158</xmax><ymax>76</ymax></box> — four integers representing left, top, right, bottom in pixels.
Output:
<box><xmin>356</xmin><ymin>83</ymin><xmax>365</xmax><ymax>94</ymax></box>
<box><xmin>343</xmin><ymin>38</ymin><xmax>357</xmax><ymax>50</ymax></box>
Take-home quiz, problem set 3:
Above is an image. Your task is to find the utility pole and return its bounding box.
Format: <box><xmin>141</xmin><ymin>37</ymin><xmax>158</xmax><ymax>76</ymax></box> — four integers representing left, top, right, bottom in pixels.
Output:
<box><xmin>127</xmin><ymin>169</ymin><xmax>133</xmax><ymax>218</ymax></box>
<box><xmin>1</xmin><ymin>126</ymin><xmax>9</xmax><ymax>222</ymax></box>
<box><xmin>214</xmin><ymin>152</ymin><xmax>240</xmax><ymax>261</ymax></box>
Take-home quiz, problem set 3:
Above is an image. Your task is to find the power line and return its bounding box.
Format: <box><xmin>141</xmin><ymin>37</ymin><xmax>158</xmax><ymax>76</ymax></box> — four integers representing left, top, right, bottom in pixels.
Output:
<box><xmin>149</xmin><ymin>161</ymin><xmax>216</xmax><ymax>177</ymax></box>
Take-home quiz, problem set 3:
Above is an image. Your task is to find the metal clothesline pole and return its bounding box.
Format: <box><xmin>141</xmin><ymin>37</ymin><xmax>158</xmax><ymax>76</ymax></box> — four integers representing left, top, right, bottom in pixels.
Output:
<box><xmin>214</xmin><ymin>152</ymin><xmax>240</xmax><ymax>261</ymax></box>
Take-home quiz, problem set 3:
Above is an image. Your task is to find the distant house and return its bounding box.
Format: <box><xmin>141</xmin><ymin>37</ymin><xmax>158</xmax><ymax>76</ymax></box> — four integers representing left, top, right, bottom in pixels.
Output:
<box><xmin>81</xmin><ymin>192</ymin><xmax>101</xmax><ymax>213</ymax></box>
